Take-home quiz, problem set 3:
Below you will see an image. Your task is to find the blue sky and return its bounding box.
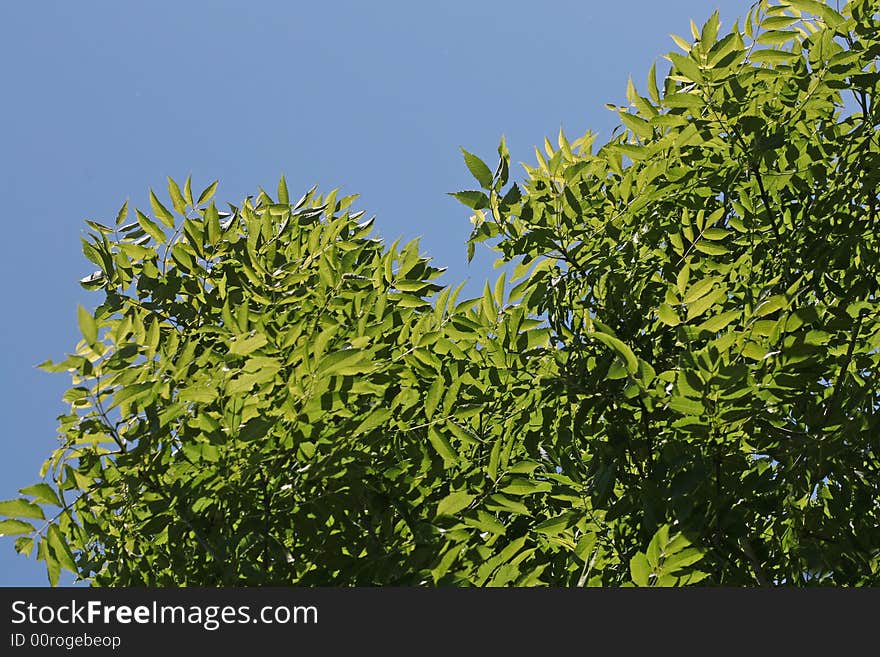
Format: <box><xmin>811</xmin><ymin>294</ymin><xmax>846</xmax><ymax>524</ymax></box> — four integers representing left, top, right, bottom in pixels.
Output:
<box><xmin>0</xmin><ymin>0</ymin><xmax>747</xmax><ymax>586</ymax></box>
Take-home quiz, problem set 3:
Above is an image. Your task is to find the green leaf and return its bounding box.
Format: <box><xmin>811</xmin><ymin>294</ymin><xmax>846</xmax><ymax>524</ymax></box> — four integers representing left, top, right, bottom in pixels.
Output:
<box><xmin>425</xmin><ymin>378</ymin><xmax>443</xmax><ymax>420</ymax></box>
<box><xmin>38</xmin><ymin>538</ymin><xmax>61</xmax><ymax>587</ymax></box>
<box><xmin>668</xmin><ymin>52</ymin><xmax>704</xmax><ymax>83</ymax></box>
<box><xmin>205</xmin><ymin>203</ymin><xmax>221</xmax><ymax>244</ymax></box>
<box><xmin>687</xmin><ymin>288</ymin><xmax>725</xmax><ymax>320</ymax></box>
<box><xmin>277</xmin><ymin>175</ymin><xmax>289</xmax><ymax>205</ymax></box>
<box><xmin>501</xmin><ymin>478</ymin><xmax>551</xmax><ymax>496</ymax></box>
<box><xmin>616</xmin><ymin>144</ymin><xmax>650</xmax><ymax>161</ymax></box>
<box><xmin>663</xmin><ymin>92</ymin><xmax>704</xmax><ymax>109</ymax></box>
<box><xmin>755</xmin><ymin>295</ymin><xmax>788</xmax><ymax>318</ymax></box>
<box><xmin>238</xmin><ymin>417</ymin><xmax>271</xmax><ymax>442</ymax></box>
<box><xmin>501</xmin><ymin>183</ymin><xmax>522</xmax><ymax>206</ymax></box>
<box><xmin>136</xmin><ymin>209</ymin><xmax>166</xmax><ymax>244</ymax></box>
<box><xmin>750</xmin><ymin>49</ymin><xmax>798</xmax><ymax>65</ymax></box>
<box><xmin>647</xmin><ymin>62</ymin><xmax>661</xmax><ymax>104</ymax></box>
<box><xmin>683</xmin><ymin>277</ymin><xmax>719</xmax><ymax>305</ymax></box>
<box><xmin>669</xmin><ymin>397</ymin><xmax>704</xmax><ymax>416</ymax></box>
<box><xmin>694</xmin><ymin>241</ymin><xmax>729</xmax><ymax>256</ymax></box>
<box><xmin>112</xmin><ymin>383</ymin><xmax>153</xmax><ymax>409</ymax></box>
<box><xmin>178</xmin><ymin>386</ymin><xmax>217</xmax><ymax>404</ymax></box>
<box><xmin>533</xmin><ymin>513</ymin><xmax>571</xmax><ymax>537</ymax></box>
<box><xmin>510</xmin><ymin>462</ymin><xmax>541</xmax><ymax>476</ymax></box>
<box><xmin>0</xmin><ymin>519</ymin><xmax>35</xmax><ymax>536</ymax></box>
<box><xmin>701</xmin><ymin>10</ymin><xmax>720</xmax><ymax>47</ymax></box>
<box><xmin>449</xmin><ymin>191</ymin><xmax>489</xmax><ymax>210</ymax></box>
<box><xmin>0</xmin><ymin>499</ymin><xmax>45</xmax><ymax>520</ymax></box>
<box><xmin>756</xmin><ymin>30</ymin><xmax>800</xmax><ymax>47</ymax></box>
<box><xmin>436</xmin><ymin>491</ymin><xmax>474</xmax><ymax>517</ymax></box>
<box><xmin>197</xmin><ymin>180</ymin><xmax>219</xmax><ymax>206</ymax></box>
<box><xmin>119</xmin><ymin>243</ymin><xmax>153</xmax><ymax>261</ymax></box>
<box><xmin>47</xmin><ymin>524</ymin><xmax>78</xmax><ymax>574</ymax></box>
<box><xmin>676</xmin><ymin>264</ymin><xmax>690</xmax><ymax>295</ymax></box>
<box><xmin>149</xmin><ymin>189</ymin><xmax>175</xmax><ymax>228</ymax></box>
<box><xmin>741</xmin><ymin>342</ymin><xmax>767</xmax><ymax>361</ymax></box>
<box><xmin>15</xmin><ymin>536</ymin><xmax>35</xmax><ymax>556</ymax></box>
<box><xmin>431</xmin><ymin>544</ymin><xmax>466</xmax><ymax>583</ymax></box>
<box><xmin>646</xmin><ymin>525</ymin><xmax>669</xmax><ymax>568</ymax></box>
<box><xmin>229</xmin><ymin>332</ymin><xmax>269</xmax><ymax>356</ymax></box>
<box><xmin>79</xmin><ymin>271</ymin><xmax>105</xmax><ymax>290</ymax></box>
<box><xmin>486</xmin><ymin>494</ymin><xmax>530</xmax><ymax>516</ymax></box>
<box><xmin>590</xmin><ymin>331</ymin><xmax>639</xmax><ymax>373</ymax></box>
<box><xmin>761</xmin><ymin>16</ymin><xmax>799</xmax><ymax>30</ymax></box>
<box><xmin>630</xmin><ymin>552</ymin><xmax>651</xmax><ymax>586</ymax></box>
<box><xmin>352</xmin><ymin>408</ymin><xmax>391</xmax><ymax>436</ymax></box>
<box><xmin>453</xmin><ymin>403</ymin><xmax>484</xmax><ymax>420</ymax></box>
<box><xmin>637</xmin><ymin>359</ymin><xmax>656</xmax><ymax>387</ymax></box>
<box><xmin>183</xmin><ymin>175</ymin><xmax>194</xmax><ymax>206</ymax></box>
<box><xmin>481</xmin><ymin>281</ymin><xmax>497</xmax><ymax>319</ymax></box>
<box><xmin>620</xmin><ymin>112</ymin><xmax>653</xmax><ymax>139</ymax></box>
<box><xmin>520</xmin><ymin>327</ymin><xmax>551</xmax><ymax>350</ymax></box>
<box><xmin>701</xmin><ymin>228</ymin><xmax>730</xmax><ymax>241</ymax></box>
<box><xmin>786</xmin><ymin>0</ymin><xmax>845</xmax><ymax>25</ymax></box>
<box><xmin>394</xmin><ymin>279</ymin><xmax>431</xmax><ymax>293</ymax></box>
<box><xmin>696</xmin><ymin>310</ymin><xmax>740</xmax><ymax>333</ymax></box>
<box><xmin>77</xmin><ymin>305</ymin><xmax>97</xmax><ymax>345</ymax></box>
<box><xmin>493</xmin><ymin>272</ymin><xmax>506</xmax><ymax>308</ymax></box>
<box><xmin>19</xmin><ymin>484</ymin><xmax>60</xmax><ymax>507</ymax></box>
<box><xmin>167</xmin><ymin>177</ymin><xmax>187</xmax><ymax>214</ymax></box>
<box><xmin>465</xmin><ymin>511</ymin><xmax>506</xmax><ymax>536</ymax></box>
<box><xmin>316</xmin><ymin>348</ymin><xmax>370</xmax><ymax>377</ymax></box>
<box><xmin>115</xmin><ymin>199</ymin><xmax>129</xmax><ymax>226</ymax></box>
<box><xmin>427</xmin><ymin>427</ymin><xmax>458</xmax><ymax>465</ymax></box>
<box><xmin>663</xmin><ymin>547</ymin><xmax>704</xmax><ymax>572</ymax></box>
<box><xmin>85</xmin><ymin>220</ymin><xmax>113</xmax><ymax>235</ymax></box>
<box><xmin>658</xmin><ymin>303</ymin><xmax>681</xmax><ymax>327</ymax></box>
<box><xmin>461</xmin><ymin>148</ymin><xmax>494</xmax><ymax>189</ymax></box>
<box><xmin>487</xmin><ymin>438</ymin><xmax>501</xmax><ymax>481</ymax></box>
<box><xmin>669</xmin><ymin>33</ymin><xmax>692</xmax><ymax>53</ymax></box>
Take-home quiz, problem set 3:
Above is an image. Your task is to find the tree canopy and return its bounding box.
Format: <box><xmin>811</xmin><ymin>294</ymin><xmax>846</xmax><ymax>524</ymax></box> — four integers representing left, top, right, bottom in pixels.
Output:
<box><xmin>3</xmin><ymin>0</ymin><xmax>879</xmax><ymax>586</ymax></box>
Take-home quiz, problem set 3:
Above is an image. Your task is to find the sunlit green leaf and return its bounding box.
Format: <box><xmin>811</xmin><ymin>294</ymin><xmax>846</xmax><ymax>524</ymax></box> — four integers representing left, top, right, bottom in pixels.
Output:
<box><xmin>449</xmin><ymin>190</ymin><xmax>489</xmax><ymax>210</ymax></box>
<box><xmin>77</xmin><ymin>305</ymin><xmax>97</xmax><ymax>345</ymax></box>
<box><xmin>167</xmin><ymin>177</ymin><xmax>187</xmax><ymax>214</ymax></box>
<box><xmin>0</xmin><ymin>499</ymin><xmax>45</xmax><ymax>520</ymax></box>
<box><xmin>630</xmin><ymin>552</ymin><xmax>651</xmax><ymax>586</ymax></box>
<box><xmin>47</xmin><ymin>524</ymin><xmax>78</xmax><ymax>574</ymax></box>
<box><xmin>197</xmin><ymin>180</ymin><xmax>219</xmax><ymax>206</ymax></box>
<box><xmin>149</xmin><ymin>189</ymin><xmax>175</xmax><ymax>228</ymax></box>
<box><xmin>136</xmin><ymin>209</ymin><xmax>166</xmax><ymax>244</ymax></box>
<box><xmin>428</xmin><ymin>427</ymin><xmax>458</xmax><ymax>465</ymax></box>
<box><xmin>590</xmin><ymin>331</ymin><xmax>639</xmax><ymax>373</ymax></box>
<box><xmin>461</xmin><ymin>148</ymin><xmax>494</xmax><ymax>189</ymax></box>
<box><xmin>19</xmin><ymin>484</ymin><xmax>60</xmax><ymax>507</ymax></box>
<box><xmin>683</xmin><ymin>277</ymin><xmax>720</xmax><ymax>305</ymax></box>
<box><xmin>436</xmin><ymin>491</ymin><xmax>474</xmax><ymax>517</ymax></box>
<box><xmin>0</xmin><ymin>519</ymin><xmax>35</xmax><ymax>536</ymax></box>
<box><xmin>658</xmin><ymin>303</ymin><xmax>681</xmax><ymax>326</ymax></box>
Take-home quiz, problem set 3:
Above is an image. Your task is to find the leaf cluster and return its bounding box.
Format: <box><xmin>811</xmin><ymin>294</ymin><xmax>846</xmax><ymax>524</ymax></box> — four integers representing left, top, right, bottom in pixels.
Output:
<box><xmin>3</xmin><ymin>0</ymin><xmax>879</xmax><ymax>586</ymax></box>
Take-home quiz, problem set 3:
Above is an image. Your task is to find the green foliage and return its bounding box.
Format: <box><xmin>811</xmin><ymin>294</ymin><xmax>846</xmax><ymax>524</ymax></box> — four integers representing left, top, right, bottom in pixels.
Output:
<box><xmin>10</xmin><ymin>176</ymin><xmax>580</xmax><ymax>585</ymax></box>
<box><xmin>4</xmin><ymin>0</ymin><xmax>878</xmax><ymax>586</ymax></box>
<box><xmin>463</xmin><ymin>0</ymin><xmax>880</xmax><ymax>585</ymax></box>
<box><xmin>629</xmin><ymin>525</ymin><xmax>708</xmax><ymax>586</ymax></box>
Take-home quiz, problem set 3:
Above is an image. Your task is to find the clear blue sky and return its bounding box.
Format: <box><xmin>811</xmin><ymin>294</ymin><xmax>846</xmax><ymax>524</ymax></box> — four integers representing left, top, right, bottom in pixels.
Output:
<box><xmin>0</xmin><ymin>0</ymin><xmax>747</xmax><ymax>586</ymax></box>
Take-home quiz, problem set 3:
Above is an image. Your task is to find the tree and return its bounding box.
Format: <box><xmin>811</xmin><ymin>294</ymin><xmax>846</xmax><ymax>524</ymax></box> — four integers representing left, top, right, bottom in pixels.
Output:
<box><xmin>461</xmin><ymin>0</ymin><xmax>880</xmax><ymax>585</ymax></box>
<box><xmin>2</xmin><ymin>0</ymin><xmax>878</xmax><ymax>586</ymax></box>
<box><xmin>2</xmin><ymin>179</ymin><xmax>575</xmax><ymax>585</ymax></box>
